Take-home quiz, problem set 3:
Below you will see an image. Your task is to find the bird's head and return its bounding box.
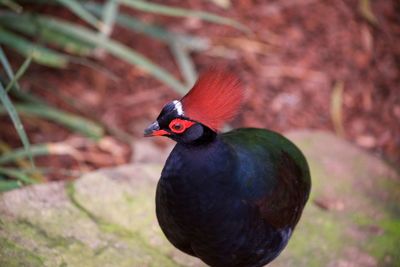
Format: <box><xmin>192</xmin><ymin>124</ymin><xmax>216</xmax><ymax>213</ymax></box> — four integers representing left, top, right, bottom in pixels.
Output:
<box><xmin>144</xmin><ymin>70</ymin><xmax>244</xmax><ymax>144</ymax></box>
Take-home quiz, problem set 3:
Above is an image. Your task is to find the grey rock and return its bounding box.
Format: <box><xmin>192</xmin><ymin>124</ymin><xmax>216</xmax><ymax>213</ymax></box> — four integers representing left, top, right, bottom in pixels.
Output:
<box><xmin>0</xmin><ymin>131</ymin><xmax>399</xmax><ymax>267</ymax></box>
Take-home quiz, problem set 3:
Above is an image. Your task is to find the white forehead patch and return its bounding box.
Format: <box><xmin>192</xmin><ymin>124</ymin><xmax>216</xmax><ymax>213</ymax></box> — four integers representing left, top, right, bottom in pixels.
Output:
<box><xmin>173</xmin><ymin>100</ymin><xmax>184</xmax><ymax>116</ymax></box>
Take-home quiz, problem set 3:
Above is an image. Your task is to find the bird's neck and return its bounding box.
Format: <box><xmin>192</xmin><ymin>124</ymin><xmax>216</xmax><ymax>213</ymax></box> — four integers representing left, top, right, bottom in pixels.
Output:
<box><xmin>177</xmin><ymin>124</ymin><xmax>217</xmax><ymax>146</ymax></box>
<box><xmin>175</xmin><ymin>134</ymin><xmax>222</xmax><ymax>159</ymax></box>
<box><xmin>167</xmin><ymin>135</ymin><xmax>236</xmax><ymax>184</ymax></box>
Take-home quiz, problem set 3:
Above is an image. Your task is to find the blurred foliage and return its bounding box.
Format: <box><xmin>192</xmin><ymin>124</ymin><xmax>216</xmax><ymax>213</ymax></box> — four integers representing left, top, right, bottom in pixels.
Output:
<box><xmin>0</xmin><ymin>0</ymin><xmax>247</xmax><ymax>191</ymax></box>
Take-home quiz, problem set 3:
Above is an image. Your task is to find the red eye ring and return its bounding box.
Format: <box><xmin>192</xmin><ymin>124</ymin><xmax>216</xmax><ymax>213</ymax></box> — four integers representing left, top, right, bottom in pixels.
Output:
<box><xmin>169</xmin><ymin>119</ymin><xmax>195</xmax><ymax>134</ymax></box>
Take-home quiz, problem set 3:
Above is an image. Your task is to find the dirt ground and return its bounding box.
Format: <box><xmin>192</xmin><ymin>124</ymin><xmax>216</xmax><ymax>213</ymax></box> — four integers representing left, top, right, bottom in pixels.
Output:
<box><xmin>1</xmin><ymin>0</ymin><xmax>399</xmax><ymax>181</ymax></box>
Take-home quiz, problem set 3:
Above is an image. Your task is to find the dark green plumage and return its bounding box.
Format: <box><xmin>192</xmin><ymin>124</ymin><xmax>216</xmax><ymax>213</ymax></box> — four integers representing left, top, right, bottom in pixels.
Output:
<box><xmin>144</xmin><ymin>70</ymin><xmax>311</xmax><ymax>267</ymax></box>
<box><xmin>222</xmin><ymin>128</ymin><xmax>310</xmax><ymax>229</ymax></box>
<box><xmin>154</xmin><ymin>128</ymin><xmax>310</xmax><ymax>267</ymax></box>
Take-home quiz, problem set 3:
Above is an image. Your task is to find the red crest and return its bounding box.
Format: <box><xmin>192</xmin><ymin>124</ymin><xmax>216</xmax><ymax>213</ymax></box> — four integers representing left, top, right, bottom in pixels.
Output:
<box><xmin>181</xmin><ymin>70</ymin><xmax>244</xmax><ymax>131</ymax></box>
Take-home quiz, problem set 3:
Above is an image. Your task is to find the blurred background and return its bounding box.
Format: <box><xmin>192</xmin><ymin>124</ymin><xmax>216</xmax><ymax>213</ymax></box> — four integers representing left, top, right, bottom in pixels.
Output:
<box><xmin>0</xmin><ymin>0</ymin><xmax>398</xmax><ymax>190</ymax></box>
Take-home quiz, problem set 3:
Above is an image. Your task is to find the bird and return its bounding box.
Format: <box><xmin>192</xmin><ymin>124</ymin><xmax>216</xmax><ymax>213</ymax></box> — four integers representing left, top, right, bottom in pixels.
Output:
<box><xmin>144</xmin><ymin>69</ymin><xmax>311</xmax><ymax>267</ymax></box>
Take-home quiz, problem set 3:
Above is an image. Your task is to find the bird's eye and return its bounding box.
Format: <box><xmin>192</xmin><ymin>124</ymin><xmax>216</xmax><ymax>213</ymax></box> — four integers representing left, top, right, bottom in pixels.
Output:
<box><xmin>172</xmin><ymin>123</ymin><xmax>182</xmax><ymax>131</ymax></box>
<box><xmin>169</xmin><ymin>119</ymin><xmax>195</xmax><ymax>134</ymax></box>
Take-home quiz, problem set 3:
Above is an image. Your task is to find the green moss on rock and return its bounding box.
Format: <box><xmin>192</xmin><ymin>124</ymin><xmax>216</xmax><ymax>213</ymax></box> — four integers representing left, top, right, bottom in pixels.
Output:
<box><xmin>0</xmin><ymin>131</ymin><xmax>399</xmax><ymax>267</ymax></box>
<box><xmin>0</xmin><ymin>237</ymin><xmax>44</xmax><ymax>267</ymax></box>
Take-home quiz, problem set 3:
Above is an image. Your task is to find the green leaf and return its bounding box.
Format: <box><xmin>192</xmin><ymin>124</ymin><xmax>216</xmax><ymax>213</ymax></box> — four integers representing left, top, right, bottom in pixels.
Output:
<box><xmin>56</xmin><ymin>0</ymin><xmax>102</xmax><ymax>29</ymax></box>
<box><xmin>0</xmin><ymin>167</ymin><xmax>36</xmax><ymax>184</ymax></box>
<box><xmin>93</xmin><ymin>0</ymin><xmax>119</xmax><ymax>54</ymax></box>
<box><xmin>0</xmin><ymin>26</ymin><xmax>68</xmax><ymax>67</ymax></box>
<box><xmin>116</xmin><ymin>11</ymin><xmax>209</xmax><ymax>51</ymax></box>
<box><xmin>0</xmin><ymin>82</ymin><xmax>35</xmax><ymax>168</ymax></box>
<box><xmin>0</xmin><ymin>103</ymin><xmax>104</xmax><ymax>139</ymax></box>
<box><xmin>99</xmin><ymin>0</ymin><xmax>119</xmax><ymax>40</ymax></box>
<box><xmin>35</xmin><ymin>14</ymin><xmax>187</xmax><ymax>93</ymax></box>
<box><xmin>0</xmin><ymin>78</ymin><xmax>105</xmax><ymax>141</ymax></box>
<box><xmin>1</xmin><ymin>12</ymin><xmax>187</xmax><ymax>93</ymax></box>
<box><xmin>40</xmin><ymin>30</ymin><xmax>94</xmax><ymax>56</ymax></box>
<box><xmin>69</xmin><ymin>57</ymin><xmax>119</xmax><ymax>82</ymax></box>
<box><xmin>170</xmin><ymin>41</ymin><xmax>197</xmax><ymax>88</ymax></box>
<box><xmin>0</xmin><ymin>45</ymin><xmax>21</xmax><ymax>90</ymax></box>
<box><xmin>9</xmin><ymin>86</ymin><xmax>47</xmax><ymax>105</ymax></box>
<box><xmin>121</xmin><ymin>0</ymin><xmax>250</xmax><ymax>33</ymax></box>
<box><xmin>5</xmin><ymin>54</ymin><xmax>32</xmax><ymax>92</ymax></box>
<box><xmin>0</xmin><ymin>180</ymin><xmax>21</xmax><ymax>192</ymax></box>
<box><xmin>0</xmin><ymin>14</ymin><xmax>94</xmax><ymax>56</ymax></box>
<box><xmin>0</xmin><ymin>144</ymin><xmax>49</xmax><ymax>164</ymax></box>
<box><xmin>85</xmin><ymin>3</ymin><xmax>209</xmax><ymax>51</ymax></box>
<box><xmin>0</xmin><ymin>0</ymin><xmax>22</xmax><ymax>13</ymax></box>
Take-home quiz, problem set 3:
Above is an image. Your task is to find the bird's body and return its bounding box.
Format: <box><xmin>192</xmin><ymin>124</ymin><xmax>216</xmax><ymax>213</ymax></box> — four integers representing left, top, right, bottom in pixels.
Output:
<box><xmin>144</xmin><ymin>70</ymin><xmax>311</xmax><ymax>267</ymax></box>
<box><xmin>156</xmin><ymin>128</ymin><xmax>310</xmax><ymax>267</ymax></box>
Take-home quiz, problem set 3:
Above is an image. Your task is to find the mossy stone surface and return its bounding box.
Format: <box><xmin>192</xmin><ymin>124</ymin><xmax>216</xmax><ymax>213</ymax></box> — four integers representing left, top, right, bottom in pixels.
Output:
<box><xmin>0</xmin><ymin>131</ymin><xmax>399</xmax><ymax>267</ymax></box>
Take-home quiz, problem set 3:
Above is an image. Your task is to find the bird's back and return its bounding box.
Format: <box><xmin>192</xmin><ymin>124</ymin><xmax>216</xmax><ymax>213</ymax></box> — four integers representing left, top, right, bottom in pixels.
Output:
<box><xmin>222</xmin><ymin>128</ymin><xmax>311</xmax><ymax>228</ymax></box>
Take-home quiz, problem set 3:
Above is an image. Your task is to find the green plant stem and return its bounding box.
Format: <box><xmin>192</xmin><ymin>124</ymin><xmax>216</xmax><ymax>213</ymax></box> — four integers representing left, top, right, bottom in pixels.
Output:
<box><xmin>5</xmin><ymin>54</ymin><xmax>32</xmax><ymax>92</ymax></box>
<box><xmin>0</xmin><ymin>144</ymin><xmax>49</xmax><ymax>164</ymax></box>
<box><xmin>0</xmin><ymin>81</ymin><xmax>35</xmax><ymax>169</ymax></box>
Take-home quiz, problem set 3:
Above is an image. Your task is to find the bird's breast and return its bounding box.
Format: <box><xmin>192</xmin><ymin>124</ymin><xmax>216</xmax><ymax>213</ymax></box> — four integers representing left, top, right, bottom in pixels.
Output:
<box><xmin>158</xmin><ymin>139</ymin><xmax>239</xmax><ymax>217</ymax></box>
